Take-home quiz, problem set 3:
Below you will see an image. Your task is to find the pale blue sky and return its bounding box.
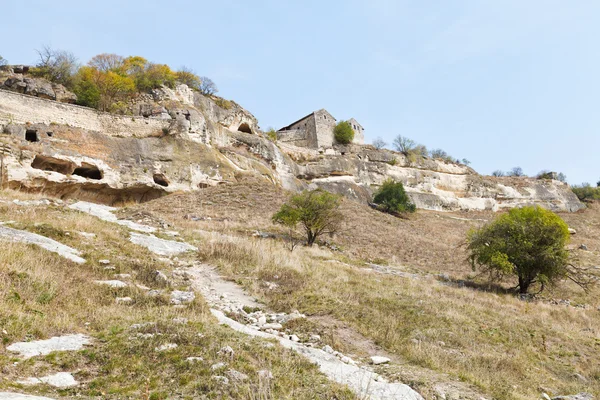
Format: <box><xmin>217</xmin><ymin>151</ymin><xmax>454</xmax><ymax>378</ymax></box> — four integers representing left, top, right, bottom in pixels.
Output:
<box><xmin>2</xmin><ymin>1</ymin><xmax>599</xmax><ymax>184</ymax></box>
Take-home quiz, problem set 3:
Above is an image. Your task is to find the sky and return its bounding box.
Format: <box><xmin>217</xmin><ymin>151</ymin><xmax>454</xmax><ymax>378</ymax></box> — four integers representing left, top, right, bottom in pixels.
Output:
<box><xmin>1</xmin><ymin>0</ymin><xmax>599</xmax><ymax>184</ymax></box>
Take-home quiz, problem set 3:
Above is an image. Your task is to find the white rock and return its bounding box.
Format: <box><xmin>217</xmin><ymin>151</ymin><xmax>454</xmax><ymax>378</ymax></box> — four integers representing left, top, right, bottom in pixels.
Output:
<box><xmin>211</xmin><ymin>309</ymin><xmax>424</xmax><ymax>400</ymax></box>
<box><xmin>155</xmin><ymin>343</ymin><xmax>178</xmax><ymax>352</ymax></box>
<box><xmin>261</xmin><ymin>323</ymin><xmax>283</xmax><ymax>330</ymax></box>
<box><xmin>310</xmin><ymin>334</ymin><xmax>321</xmax><ymax>342</ymax></box>
<box><xmin>257</xmin><ymin>316</ymin><xmax>267</xmax><ymax>325</ymax></box>
<box><xmin>130</xmin><ymin>322</ymin><xmax>156</xmax><ymax>330</ymax></box>
<box><xmin>94</xmin><ymin>280</ymin><xmax>128</xmax><ymax>288</ymax></box>
<box><xmin>212</xmin><ymin>375</ymin><xmax>229</xmax><ymax>385</ymax></box>
<box><xmin>289</xmin><ymin>334</ymin><xmax>300</xmax><ymax>342</ymax></box>
<box><xmin>370</xmin><ymin>356</ymin><xmax>391</xmax><ymax>365</ymax></box>
<box><xmin>78</xmin><ymin>232</ymin><xmax>96</xmax><ymax>239</ymax></box>
<box><xmin>114</xmin><ymin>274</ymin><xmax>132</xmax><ymax>279</ymax></box>
<box><xmin>115</xmin><ymin>297</ymin><xmax>133</xmax><ymax>304</ymax></box>
<box><xmin>218</xmin><ymin>345</ymin><xmax>235</xmax><ymax>358</ymax></box>
<box><xmin>323</xmin><ymin>345</ymin><xmax>334</xmax><ymax>354</ymax></box>
<box><xmin>17</xmin><ymin>372</ymin><xmax>79</xmax><ymax>388</ymax></box>
<box><xmin>69</xmin><ymin>202</ymin><xmax>156</xmax><ymax>233</ymax></box>
<box><xmin>0</xmin><ymin>225</ymin><xmax>86</xmax><ymax>264</ymax></box>
<box><xmin>172</xmin><ymin>317</ymin><xmax>188</xmax><ymax>325</ymax></box>
<box><xmin>98</xmin><ymin>259</ymin><xmax>111</xmax><ymax>265</ymax></box>
<box><xmin>211</xmin><ymin>362</ymin><xmax>227</xmax><ymax>370</ymax></box>
<box><xmin>186</xmin><ymin>356</ymin><xmax>203</xmax><ymax>363</ymax></box>
<box><xmin>170</xmin><ymin>290</ymin><xmax>195</xmax><ymax>304</ymax></box>
<box><xmin>258</xmin><ymin>370</ymin><xmax>274</xmax><ymax>380</ymax></box>
<box><xmin>129</xmin><ymin>232</ymin><xmax>197</xmax><ymax>256</ymax></box>
<box><xmin>226</xmin><ymin>369</ymin><xmax>249</xmax><ymax>381</ymax></box>
<box><xmin>0</xmin><ymin>393</ymin><xmax>56</xmax><ymax>399</ymax></box>
<box><xmin>568</xmin><ymin>228</ymin><xmax>577</xmax><ymax>235</ymax></box>
<box><xmin>7</xmin><ymin>334</ymin><xmax>91</xmax><ymax>359</ymax></box>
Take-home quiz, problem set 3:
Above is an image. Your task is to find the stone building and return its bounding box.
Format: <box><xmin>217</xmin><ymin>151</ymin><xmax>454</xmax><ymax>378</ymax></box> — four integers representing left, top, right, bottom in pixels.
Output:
<box><xmin>277</xmin><ymin>109</ymin><xmax>364</xmax><ymax>149</ymax></box>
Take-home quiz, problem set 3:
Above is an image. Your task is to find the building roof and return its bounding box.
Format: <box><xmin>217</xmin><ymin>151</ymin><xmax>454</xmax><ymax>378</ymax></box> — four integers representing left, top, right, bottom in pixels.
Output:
<box><xmin>278</xmin><ymin>109</ymin><xmax>336</xmax><ymax>131</ymax></box>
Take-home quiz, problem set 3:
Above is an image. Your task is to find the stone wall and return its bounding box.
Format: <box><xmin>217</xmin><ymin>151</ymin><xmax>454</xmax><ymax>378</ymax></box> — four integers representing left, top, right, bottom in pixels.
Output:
<box><xmin>0</xmin><ymin>88</ymin><xmax>169</xmax><ymax>137</ymax></box>
<box><xmin>314</xmin><ymin>109</ymin><xmax>336</xmax><ymax>148</ymax></box>
<box><xmin>277</xmin><ymin>129</ymin><xmax>309</xmax><ymax>147</ymax></box>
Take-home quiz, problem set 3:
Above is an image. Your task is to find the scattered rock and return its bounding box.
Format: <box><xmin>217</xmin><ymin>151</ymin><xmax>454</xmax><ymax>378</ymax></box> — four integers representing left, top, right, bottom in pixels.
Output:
<box><xmin>98</xmin><ymin>259</ymin><xmax>111</xmax><ymax>265</ymax></box>
<box><xmin>288</xmin><ymin>334</ymin><xmax>300</xmax><ymax>342</ymax></box>
<box><xmin>0</xmin><ymin>393</ymin><xmax>56</xmax><ymax>400</ymax></box>
<box><xmin>170</xmin><ymin>290</ymin><xmax>195</xmax><ymax>305</ymax></box>
<box><xmin>17</xmin><ymin>372</ymin><xmax>79</xmax><ymax>388</ymax></box>
<box><xmin>129</xmin><ymin>232</ymin><xmax>197</xmax><ymax>256</ymax></box>
<box><xmin>94</xmin><ymin>280</ymin><xmax>128</xmax><ymax>288</ymax></box>
<box><xmin>258</xmin><ymin>370</ymin><xmax>274</xmax><ymax>380</ymax></box>
<box><xmin>310</xmin><ymin>334</ymin><xmax>321</xmax><ymax>342</ymax></box>
<box><xmin>579</xmin><ymin>244</ymin><xmax>588</xmax><ymax>251</ymax></box>
<box><xmin>218</xmin><ymin>345</ymin><xmax>235</xmax><ymax>359</ymax></box>
<box><xmin>370</xmin><ymin>356</ymin><xmax>391</xmax><ymax>365</ymax></box>
<box><xmin>7</xmin><ymin>334</ymin><xmax>91</xmax><ymax>359</ymax></box>
<box><xmin>212</xmin><ymin>376</ymin><xmax>229</xmax><ymax>385</ymax></box>
<box><xmin>568</xmin><ymin>228</ymin><xmax>577</xmax><ymax>235</ymax></box>
<box><xmin>0</xmin><ymin>225</ymin><xmax>86</xmax><ymax>264</ymax></box>
<box><xmin>226</xmin><ymin>369</ymin><xmax>249</xmax><ymax>382</ymax></box>
<box><xmin>155</xmin><ymin>343</ymin><xmax>178</xmax><ymax>352</ymax></box>
<box><xmin>553</xmin><ymin>394</ymin><xmax>594</xmax><ymax>400</ymax></box>
<box><xmin>153</xmin><ymin>270</ymin><xmax>169</xmax><ymax>284</ymax></box>
<box><xmin>211</xmin><ymin>362</ymin><xmax>227</xmax><ymax>370</ymax></box>
<box><xmin>172</xmin><ymin>317</ymin><xmax>188</xmax><ymax>325</ymax></box>
<box><xmin>116</xmin><ymin>297</ymin><xmax>133</xmax><ymax>305</ymax></box>
<box><xmin>186</xmin><ymin>356</ymin><xmax>203</xmax><ymax>363</ymax></box>
<box><xmin>261</xmin><ymin>323</ymin><xmax>282</xmax><ymax>331</ymax></box>
<box><xmin>114</xmin><ymin>273</ymin><xmax>132</xmax><ymax>279</ymax></box>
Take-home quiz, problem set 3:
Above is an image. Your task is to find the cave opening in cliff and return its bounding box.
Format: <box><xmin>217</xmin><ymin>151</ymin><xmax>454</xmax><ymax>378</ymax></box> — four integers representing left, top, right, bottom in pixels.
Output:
<box><xmin>31</xmin><ymin>155</ymin><xmax>74</xmax><ymax>175</ymax></box>
<box><xmin>237</xmin><ymin>123</ymin><xmax>252</xmax><ymax>134</ymax></box>
<box><xmin>73</xmin><ymin>163</ymin><xmax>103</xmax><ymax>180</ymax></box>
<box><xmin>153</xmin><ymin>173</ymin><xmax>169</xmax><ymax>187</ymax></box>
<box><xmin>25</xmin><ymin>130</ymin><xmax>39</xmax><ymax>142</ymax></box>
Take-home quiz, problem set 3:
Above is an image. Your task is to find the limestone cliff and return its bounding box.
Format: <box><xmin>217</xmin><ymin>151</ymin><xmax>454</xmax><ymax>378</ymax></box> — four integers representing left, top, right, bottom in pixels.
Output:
<box><xmin>0</xmin><ymin>81</ymin><xmax>584</xmax><ymax>212</ymax></box>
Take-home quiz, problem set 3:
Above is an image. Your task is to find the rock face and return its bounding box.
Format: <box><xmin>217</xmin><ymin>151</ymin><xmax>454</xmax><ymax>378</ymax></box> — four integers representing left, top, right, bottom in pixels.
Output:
<box><xmin>2</xmin><ymin>66</ymin><xmax>77</xmax><ymax>103</ymax></box>
<box><xmin>0</xmin><ymin>80</ymin><xmax>585</xmax><ymax>212</ymax></box>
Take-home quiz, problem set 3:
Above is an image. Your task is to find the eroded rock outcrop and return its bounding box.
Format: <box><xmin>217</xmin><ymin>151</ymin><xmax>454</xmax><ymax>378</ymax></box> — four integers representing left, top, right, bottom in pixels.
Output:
<box><xmin>0</xmin><ymin>79</ymin><xmax>584</xmax><ymax>212</ymax></box>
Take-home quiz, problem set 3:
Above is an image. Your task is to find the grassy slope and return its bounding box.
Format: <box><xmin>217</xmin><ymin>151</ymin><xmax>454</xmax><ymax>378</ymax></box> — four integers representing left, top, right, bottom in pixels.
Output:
<box><xmin>133</xmin><ymin>182</ymin><xmax>600</xmax><ymax>399</ymax></box>
<box><xmin>0</xmin><ymin>191</ymin><xmax>354</xmax><ymax>399</ymax></box>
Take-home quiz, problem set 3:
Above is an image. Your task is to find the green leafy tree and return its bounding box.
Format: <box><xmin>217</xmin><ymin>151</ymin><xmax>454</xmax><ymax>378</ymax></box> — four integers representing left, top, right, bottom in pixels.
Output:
<box><xmin>334</xmin><ymin>121</ymin><xmax>354</xmax><ymax>144</ymax></box>
<box><xmin>373</xmin><ymin>179</ymin><xmax>416</xmax><ymax>214</ymax></box>
<box><xmin>176</xmin><ymin>67</ymin><xmax>202</xmax><ymax>91</ymax></box>
<box><xmin>467</xmin><ymin>206</ymin><xmax>586</xmax><ymax>294</ymax></box>
<box><xmin>72</xmin><ymin>66</ymin><xmax>101</xmax><ymax>108</ymax></box>
<box><xmin>272</xmin><ymin>189</ymin><xmax>343</xmax><ymax>246</ymax></box>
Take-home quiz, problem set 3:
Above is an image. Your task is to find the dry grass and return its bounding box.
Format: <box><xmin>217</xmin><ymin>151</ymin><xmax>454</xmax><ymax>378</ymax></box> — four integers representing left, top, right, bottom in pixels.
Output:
<box><xmin>0</xmin><ymin>197</ymin><xmax>354</xmax><ymax>399</ymax></box>
<box><xmin>195</xmin><ymin>233</ymin><xmax>600</xmax><ymax>399</ymax></box>
<box><xmin>129</xmin><ymin>183</ymin><xmax>600</xmax><ymax>399</ymax></box>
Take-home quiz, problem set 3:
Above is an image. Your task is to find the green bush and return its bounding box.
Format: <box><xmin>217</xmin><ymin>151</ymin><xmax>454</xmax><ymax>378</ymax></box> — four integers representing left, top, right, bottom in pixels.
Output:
<box><xmin>467</xmin><ymin>206</ymin><xmax>575</xmax><ymax>294</ymax></box>
<box><xmin>272</xmin><ymin>189</ymin><xmax>343</xmax><ymax>246</ymax></box>
<box><xmin>265</xmin><ymin>128</ymin><xmax>278</xmax><ymax>142</ymax></box>
<box><xmin>572</xmin><ymin>183</ymin><xmax>600</xmax><ymax>202</ymax></box>
<box><xmin>334</xmin><ymin>121</ymin><xmax>354</xmax><ymax>144</ymax></box>
<box><xmin>373</xmin><ymin>179</ymin><xmax>416</xmax><ymax>214</ymax></box>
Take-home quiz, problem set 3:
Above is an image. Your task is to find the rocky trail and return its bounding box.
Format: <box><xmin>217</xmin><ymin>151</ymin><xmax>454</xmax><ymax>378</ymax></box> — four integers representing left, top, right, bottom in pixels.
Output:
<box><xmin>0</xmin><ymin>200</ymin><xmax>425</xmax><ymax>400</ymax></box>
